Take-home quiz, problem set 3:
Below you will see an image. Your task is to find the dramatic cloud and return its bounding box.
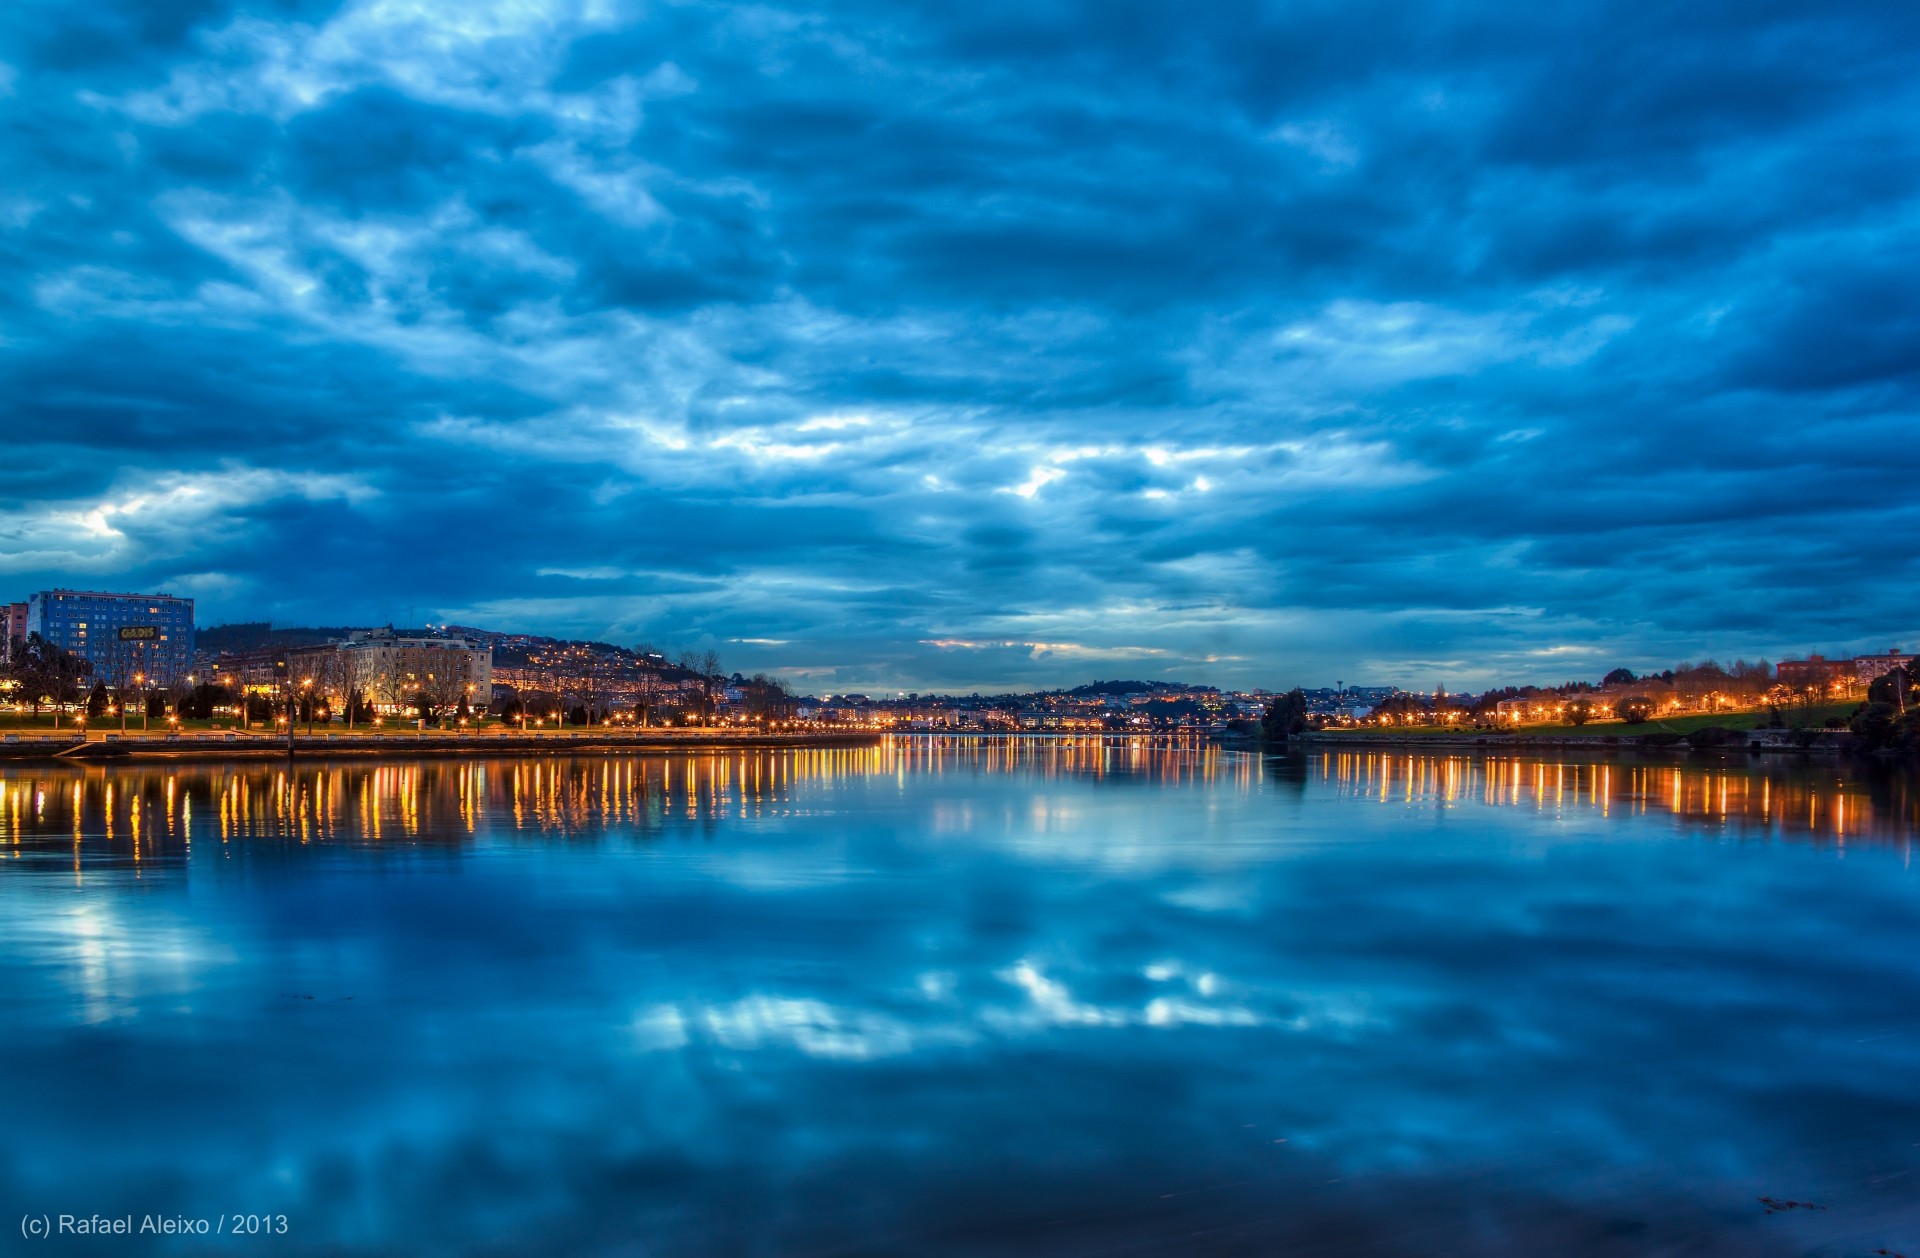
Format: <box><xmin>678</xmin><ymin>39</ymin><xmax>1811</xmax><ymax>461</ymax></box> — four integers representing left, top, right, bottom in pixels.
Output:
<box><xmin>3</xmin><ymin>0</ymin><xmax>1918</xmax><ymax>689</ymax></box>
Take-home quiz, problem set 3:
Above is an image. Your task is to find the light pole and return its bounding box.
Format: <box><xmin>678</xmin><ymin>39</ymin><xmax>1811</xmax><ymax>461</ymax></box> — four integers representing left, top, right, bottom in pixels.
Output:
<box><xmin>136</xmin><ymin>672</ymin><xmax>147</xmax><ymax>732</ymax></box>
<box><xmin>302</xmin><ymin>677</ymin><xmax>314</xmax><ymax>735</ymax></box>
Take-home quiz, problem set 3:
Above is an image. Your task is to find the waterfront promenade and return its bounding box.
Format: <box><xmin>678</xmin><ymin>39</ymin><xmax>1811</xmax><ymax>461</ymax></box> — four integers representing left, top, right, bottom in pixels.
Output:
<box><xmin>0</xmin><ymin>727</ymin><xmax>884</xmax><ymax>762</ymax></box>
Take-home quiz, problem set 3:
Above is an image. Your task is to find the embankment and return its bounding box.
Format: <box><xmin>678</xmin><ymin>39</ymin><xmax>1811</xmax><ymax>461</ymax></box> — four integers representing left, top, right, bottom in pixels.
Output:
<box><xmin>0</xmin><ymin>729</ymin><xmax>885</xmax><ymax>763</ymax></box>
<box><xmin>1292</xmin><ymin>729</ymin><xmax>1846</xmax><ymax>754</ymax></box>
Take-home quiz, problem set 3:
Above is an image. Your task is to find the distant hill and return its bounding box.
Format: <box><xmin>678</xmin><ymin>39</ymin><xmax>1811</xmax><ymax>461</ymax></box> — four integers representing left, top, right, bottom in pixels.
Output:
<box><xmin>1063</xmin><ymin>679</ymin><xmax>1217</xmax><ymax>696</ymax></box>
<box><xmin>1066</xmin><ymin>679</ymin><xmax>1156</xmax><ymax>695</ymax></box>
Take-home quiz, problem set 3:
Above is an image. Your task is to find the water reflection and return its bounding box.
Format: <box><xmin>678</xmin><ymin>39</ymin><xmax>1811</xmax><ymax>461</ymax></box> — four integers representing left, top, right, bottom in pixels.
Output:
<box><xmin>1317</xmin><ymin>750</ymin><xmax>1920</xmax><ymax>848</ymax></box>
<box><xmin>2</xmin><ymin>742</ymin><xmax>1918</xmax><ymax>1255</ymax></box>
<box><xmin>5</xmin><ymin>741</ymin><xmax>1914</xmax><ymax>863</ymax></box>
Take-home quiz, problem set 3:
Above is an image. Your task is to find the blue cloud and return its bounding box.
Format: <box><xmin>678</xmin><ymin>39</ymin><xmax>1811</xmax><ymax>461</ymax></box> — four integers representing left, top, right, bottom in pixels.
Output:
<box><xmin>2</xmin><ymin>0</ymin><xmax>1917</xmax><ymax>689</ymax></box>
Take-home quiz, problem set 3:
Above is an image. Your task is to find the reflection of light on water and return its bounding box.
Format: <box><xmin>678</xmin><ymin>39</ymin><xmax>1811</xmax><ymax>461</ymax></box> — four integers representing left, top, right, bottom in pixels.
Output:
<box><xmin>1318</xmin><ymin>751</ymin><xmax>1919</xmax><ymax>847</ymax></box>
<box><xmin>3</xmin><ymin>744</ymin><xmax>1915</xmax><ymax>865</ymax></box>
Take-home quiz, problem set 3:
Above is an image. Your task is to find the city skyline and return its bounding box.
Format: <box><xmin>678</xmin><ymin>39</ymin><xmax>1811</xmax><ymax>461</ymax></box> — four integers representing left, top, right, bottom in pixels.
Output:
<box><xmin>4</xmin><ymin>1</ymin><xmax>1918</xmax><ymax>691</ymax></box>
<box><xmin>1</xmin><ymin>581</ymin><xmax>1907</xmax><ymax>698</ymax></box>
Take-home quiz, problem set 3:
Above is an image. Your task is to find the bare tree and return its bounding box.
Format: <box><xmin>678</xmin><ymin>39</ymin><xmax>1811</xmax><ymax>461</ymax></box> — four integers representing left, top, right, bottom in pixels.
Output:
<box><xmin>334</xmin><ymin>647</ymin><xmax>375</xmax><ymax>728</ymax></box>
<box><xmin>738</xmin><ymin>673</ymin><xmax>795</xmax><ymax>720</ymax></box>
<box><xmin>566</xmin><ymin>648</ymin><xmax>620</xmax><ymax>726</ymax></box>
<box><xmin>5</xmin><ymin>634</ymin><xmax>90</xmax><ymax>716</ymax></box>
<box><xmin>98</xmin><ymin>634</ymin><xmax>146</xmax><ymax>732</ymax></box>
<box><xmin>701</xmin><ymin>650</ymin><xmax>722</xmax><ymax>720</ymax></box>
<box><xmin>632</xmin><ymin>643</ymin><xmax>663</xmax><ymax>726</ymax></box>
<box><xmin>677</xmin><ymin>649</ymin><xmax>723</xmax><ymax>722</ymax></box>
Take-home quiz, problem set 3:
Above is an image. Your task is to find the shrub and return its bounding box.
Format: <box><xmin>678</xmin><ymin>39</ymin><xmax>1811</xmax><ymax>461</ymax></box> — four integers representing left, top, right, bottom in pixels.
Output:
<box><xmin>1615</xmin><ymin>696</ymin><xmax>1656</xmax><ymax>724</ymax></box>
<box><xmin>1850</xmin><ymin>702</ymin><xmax>1900</xmax><ymax>750</ymax></box>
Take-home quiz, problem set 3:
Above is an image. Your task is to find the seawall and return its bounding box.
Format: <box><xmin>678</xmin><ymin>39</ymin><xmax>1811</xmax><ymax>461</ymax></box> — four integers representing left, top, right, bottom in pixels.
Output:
<box><xmin>0</xmin><ymin>729</ymin><xmax>886</xmax><ymax>763</ymax></box>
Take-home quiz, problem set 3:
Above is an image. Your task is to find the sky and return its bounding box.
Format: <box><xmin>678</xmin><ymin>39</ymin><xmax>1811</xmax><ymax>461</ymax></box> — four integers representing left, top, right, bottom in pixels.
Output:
<box><xmin>2</xmin><ymin>0</ymin><xmax>1918</xmax><ymax>694</ymax></box>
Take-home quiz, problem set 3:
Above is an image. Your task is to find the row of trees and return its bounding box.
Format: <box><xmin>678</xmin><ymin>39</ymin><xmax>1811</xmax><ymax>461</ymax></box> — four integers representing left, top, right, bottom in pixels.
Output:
<box><xmin>1</xmin><ymin>635</ymin><xmax>93</xmax><ymax>713</ymax></box>
<box><xmin>1602</xmin><ymin>659</ymin><xmax>1774</xmax><ymax>689</ymax></box>
<box><xmin>2</xmin><ymin>634</ymin><xmax>224</xmax><ymax>729</ymax></box>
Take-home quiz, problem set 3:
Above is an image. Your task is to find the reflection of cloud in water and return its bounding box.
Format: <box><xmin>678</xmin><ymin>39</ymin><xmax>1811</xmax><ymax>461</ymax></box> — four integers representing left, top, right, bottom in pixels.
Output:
<box><xmin>0</xmin><ymin>743</ymin><xmax>1917</xmax><ymax>1254</ymax></box>
<box><xmin>701</xmin><ymin>995</ymin><xmax>917</xmax><ymax>1061</ymax></box>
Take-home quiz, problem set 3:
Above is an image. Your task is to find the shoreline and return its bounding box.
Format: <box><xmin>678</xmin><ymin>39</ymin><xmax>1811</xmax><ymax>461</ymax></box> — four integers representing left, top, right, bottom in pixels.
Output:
<box><xmin>0</xmin><ymin>729</ymin><xmax>886</xmax><ymax>763</ymax></box>
<box><xmin>1289</xmin><ymin>729</ymin><xmax>1847</xmax><ymax>754</ymax></box>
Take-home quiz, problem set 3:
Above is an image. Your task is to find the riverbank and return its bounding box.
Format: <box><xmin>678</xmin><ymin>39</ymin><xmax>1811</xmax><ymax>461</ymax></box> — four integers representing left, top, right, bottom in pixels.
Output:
<box><xmin>0</xmin><ymin>728</ymin><xmax>885</xmax><ymax>762</ymax></box>
<box><xmin>1292</xmin><ymin>728</ymin><xmax>1848</xmax><ymax>754</ymax></box>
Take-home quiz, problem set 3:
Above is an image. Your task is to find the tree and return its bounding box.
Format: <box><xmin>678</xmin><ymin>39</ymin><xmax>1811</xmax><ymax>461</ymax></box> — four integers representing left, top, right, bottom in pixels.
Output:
<box><xmin>701</xmin><ymin>650</ymin><xmax>722</xmax><ymax>717</ymax></box>
<box><xmin>329</xmin><ymin>647</ymin><xmax>375</xmax><ymax>730</ymax></box>
<box><xmin>1259</xmin><ymin>689</ymin><xmax>1309</xmax><ymax>741</ymax></box>
<box><xmin>1602</xmin><ymin>668</ymin><xmax>1636</xmax><ymax>686</ymax></box>
<box><xmin>1868</xmin><ymin>670</ymin><xmax>1904</xmax><ymax>707</ymax></box>
<box><xmin>1565</xmin><ymin>698</ymin><xmax>1597</xmax><ymax>726</ymax></box>
<box><xmin>1470</xmin><ymin>686</ymin><xmax>1535</xmax><ymax>720</ymax></box>
<box><xmin>738</xmin><ymin>673</ymin><xmax>796</xmax><ymax>719</ymax></box>
<box><xmin>1768</xmin><ymin>677</ymin><xmax>1832</xmax><ymax>728</ymax></box>
<box><xmin>1372</xmin><ymin>691</ymin><xmax>1431</xmax><ymax>723</ymax></box>
<box><xmin>178</xmin><ymin>682</ymin><xmax>234</xmax><ymax>720</ymax></box>
<box><xmin>5</xmin><ymin>634</ymin><xmax>91</xmax><ymax>714</ymax></box>
<box><xmin>86</xmin><ymin>682</ymin><xmax>110</xmax><ymax>718</ymax></box>
<box><xmin>678</xmin><ymin>649</ymin><xmax>723</xmax><ymax>721</ymax></box>
<box><xmin>1615</xmin><ymin>696</ymin><xmax>1655</xmax><ymax>724</ymax></box>
<box><xmin>563</xmin><ymin>648</ymin><xmax>626</xmax><ymax>726</ymax></box>
<box><xmin>96</xmin><ymin>633</ymin><xmax>146</xmax><ymax>728</ymax></box>
<box><xmin>631</xmin><ymin>643</ymin><xmax>666</xmax><ymax>726</ymax></box>
<box><xmin>1849</xmin><ymin>702</ymin><xmax>1901</xmax><ymax>750</ymax></box>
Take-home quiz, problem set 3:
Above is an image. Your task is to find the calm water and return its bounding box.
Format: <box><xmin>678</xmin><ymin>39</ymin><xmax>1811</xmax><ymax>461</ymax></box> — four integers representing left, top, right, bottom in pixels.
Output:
<box><xmin>2</xmin><ymin>740</ymin><xmax>1919</xmax><ymax>1256</ymax></box>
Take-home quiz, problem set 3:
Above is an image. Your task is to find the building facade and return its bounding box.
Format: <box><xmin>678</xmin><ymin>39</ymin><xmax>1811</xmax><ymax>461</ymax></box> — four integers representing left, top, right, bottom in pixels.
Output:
<box><xmin>292</xmin><ymin>628</ymin><xmax>492</xmax><ymax>714</ymax></box>
<box><xmin>1</xmin><ymin>602</ymin><xmax>26</xmax><ymax>663</ymax></box>
<box><xmin>1852</xmin><ymin>648</ymin><xmax>1915</xmax><ymax>686</ymax></box>
<box><xmin>1774</xmin><ymin>655</ymin><xmax>1855</xmax><ymax>691</ymax></box>
<box><xmin>25</xmin><ymin>589</ymin><xmax>195</xmax><ymax>685</ymax></box>
<box><xmin>202</xmin><ymin>646</ymin><xmax>294</xmax><ymax>696</ymax></box>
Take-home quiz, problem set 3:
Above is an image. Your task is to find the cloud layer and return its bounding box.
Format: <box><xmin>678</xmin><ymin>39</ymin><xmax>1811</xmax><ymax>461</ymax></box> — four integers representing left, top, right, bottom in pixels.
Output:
<box><xmin>3</xmin><ymin>0</ymin><xmax>1918</xmax><ymax>689</ymax></box>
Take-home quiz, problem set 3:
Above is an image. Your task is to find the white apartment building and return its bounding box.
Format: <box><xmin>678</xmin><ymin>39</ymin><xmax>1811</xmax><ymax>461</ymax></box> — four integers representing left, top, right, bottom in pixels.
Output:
<box><xmin>291</xmin><ymin>628</ymin><xmax>492</xmax><ymax>713</ymax></box>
